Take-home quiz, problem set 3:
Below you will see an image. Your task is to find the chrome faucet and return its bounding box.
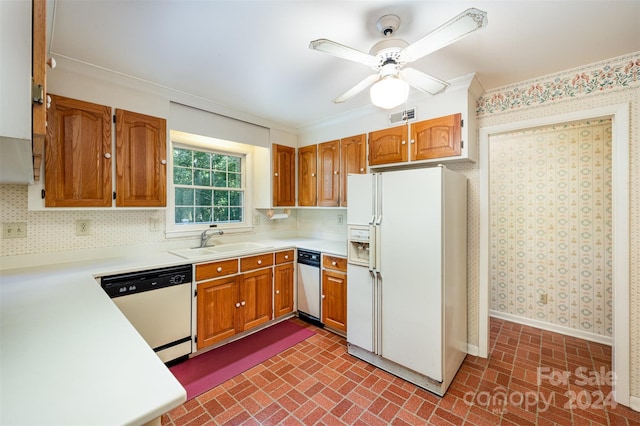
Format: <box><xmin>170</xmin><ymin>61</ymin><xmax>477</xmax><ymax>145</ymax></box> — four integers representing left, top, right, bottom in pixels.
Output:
<box><xmin>200</xmin><ymin>228</ymin><xmax>224</xmax><ymax>247</ymax></box>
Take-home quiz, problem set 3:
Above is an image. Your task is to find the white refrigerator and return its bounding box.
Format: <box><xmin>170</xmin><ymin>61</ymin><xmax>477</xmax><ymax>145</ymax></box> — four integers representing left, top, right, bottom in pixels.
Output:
<box><xmin>346</xmin><ymin>166</ymin><xmax>467</xmax><ymax>396</ymax></box>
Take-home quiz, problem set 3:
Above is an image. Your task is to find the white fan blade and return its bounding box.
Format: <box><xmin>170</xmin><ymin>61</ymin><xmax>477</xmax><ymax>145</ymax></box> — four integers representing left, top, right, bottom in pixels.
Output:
<box><xmin>399</xmin><ymin>8</ymin><xmax>488</xmax><ymax>63</ymax></box>
<box><xmin>401</xmin><ymin>68</ymin><xmax>449</xmax><ymax>95</ymax></box>
<box><xmin>310</xmin><ymin>39</ymin><xmax>377</xmax><ymax>67</ymax></box>
<box><xmin>333</xmin><ymin>74</ymin><xmax>380</xmax><ymax>103</ymax></box>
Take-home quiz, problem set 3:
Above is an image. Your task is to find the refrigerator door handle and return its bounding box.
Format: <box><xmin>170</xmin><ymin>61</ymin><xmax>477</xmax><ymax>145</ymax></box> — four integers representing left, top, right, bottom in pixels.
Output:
<box><xmin>368</xmin><ymin>225</ymin><xmax>376</xmax><ymax>271</ymax></box>
<box><xmin>369</xmin><ymin>215</ymin><xmax>375</xmax><ymax>225</ymax></box>
<box><xmin>375</xmin><ymin>224</ymin><xmax>382</xmax><ymax>275</ymax></box>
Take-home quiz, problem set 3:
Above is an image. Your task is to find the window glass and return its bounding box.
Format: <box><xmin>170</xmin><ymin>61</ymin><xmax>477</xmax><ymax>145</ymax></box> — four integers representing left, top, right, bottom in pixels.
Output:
<box><xmin>172</xmin><ymin>146</ymin><xmax>244</xmax><ymax>225</ymax></box>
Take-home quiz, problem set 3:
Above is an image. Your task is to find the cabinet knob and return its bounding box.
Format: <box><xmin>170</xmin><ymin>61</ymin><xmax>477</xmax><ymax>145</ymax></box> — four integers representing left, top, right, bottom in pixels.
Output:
<box><xmin>332</xmin><ymin>261</ymin><xmax>337</xmax><ymax>266</ymax></box>
<box><xmin>104</xmin><ymin>153</ymin><xmax>112</xmax><ymax>159</ymax></box>
<box><xmin>410</xmin><ymin>139</ymin><xmax>415</xmax><ymax>144</ymax></box>
<box><xmin>216</xmin><ymin>266</ymin><xmax>223</xmax><ymax>272</ymax></box>
<box><xmin>359</xmin><ymin>168</ymin><xmax>364</xmax><ymax>172</ymax></box>
<box><xmin>241</xmin><ymin>300</ymin><xmax>246</xmax><ymax>306</ymax></box>
<box><xmin>274</xmin><ymin>172</ymin><xmax>279</xmax><ymax>177</ymax></box>
<box><xmin>160</xmin><ymin>159</ymin><xmax>167</xmax><ymax>165</ymax></box>
<box><xmin>402</xmin><ymin>140</ymin><xmax>406</xmax><ymax>145</ymax></box>
<box><xmin>276</xmin><ymin>290</ymin><xmax>280</xmax><ymax>294</ymax></box>
<box><xmin>235</xmin><ymin>302</ymin><xmax>241</xmax><ymax>308</ymax></box>
<box><xmin>311</xmin><ymin>173</ymin><xmax>315</xmax><ymax>177</ymax></box>
<box><xmin>284</xmin><ymin>255</ymin><xmax>289</xmax><ymax>260</ymax></box>
<box><xmin>322</xmin><ymin>295</ymin><xmax>326</xmax><ymax>299</ymax></box>
<box><xmin>257</xmin><ymin>260</ymin><xmax>262</xmax><ymax>265</ymax></box>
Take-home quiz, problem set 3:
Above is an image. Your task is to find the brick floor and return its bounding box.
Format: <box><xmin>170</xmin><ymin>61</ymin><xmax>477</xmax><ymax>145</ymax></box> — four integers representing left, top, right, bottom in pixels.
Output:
<box><xmin>162</xmin><ymin>317</ymin><xmax>640</xmax><ymax>425</ymax></box>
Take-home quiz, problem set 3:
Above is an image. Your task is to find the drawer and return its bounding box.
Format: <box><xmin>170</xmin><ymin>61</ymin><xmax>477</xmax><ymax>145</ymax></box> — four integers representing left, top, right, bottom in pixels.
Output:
<box><xmin>195</xmin><ymin>258</ymin><xmax>238</xmax><ymax>281</ymax></box>
<box><xmin>240</xmin><ymin>253</ymin><xmax>274</xmax><ymax>272</ymax></box>
<box><xmin>275</xmin><ymin>249</ymin><xmax>294</xmax><ymax>264</ymax></box>
<box><xmin>322</xmin><ymin>254</ymin><xmax>347</xmax><ymax>272</ymax></box>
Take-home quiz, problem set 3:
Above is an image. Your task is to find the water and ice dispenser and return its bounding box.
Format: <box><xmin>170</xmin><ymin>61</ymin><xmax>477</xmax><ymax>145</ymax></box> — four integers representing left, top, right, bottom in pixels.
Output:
<box><xmin>347</xmin><ymin>225</ymin><xmax>372</xmax><ymax>266</ymax></box>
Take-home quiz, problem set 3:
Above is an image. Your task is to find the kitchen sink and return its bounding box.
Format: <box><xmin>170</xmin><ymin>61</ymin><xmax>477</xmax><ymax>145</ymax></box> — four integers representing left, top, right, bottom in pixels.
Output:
<box><xmin>207</xmin><ymin>242</ymin><xmax>271</xmax><ymax>253</ymax></box>
<box><xmin>169</xmin><ymin>242</ymin><xmax>272</xmax><ymax>259</ymax></box>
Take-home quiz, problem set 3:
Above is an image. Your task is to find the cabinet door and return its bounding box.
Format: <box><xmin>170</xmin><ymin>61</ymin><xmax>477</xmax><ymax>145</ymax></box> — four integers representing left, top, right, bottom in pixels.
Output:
<box><xmin>240</xmin><ymin>268</ymin><xmax>273</xmax><ymax>331</ymax></box>
<box><xmin>298</xmin><ymin>144</ymin><xmax>317</xmax><ymax>206</ymax></box>
<box><xmin>45</xmin><ymin>95</ymin><xmax>112</xmax><ymax>207</ymax></box>
<box><xmin>272</xmin><ymin>144</ymin><xmax>295</xmax><ymax>206</ymax></box>
<box><xmin>197</xmin><ymin>275</ymin><xmax>240</xmax><ymax>349</ymax></box>
<box><xmin>410</xmin><ymin>113</ymin><xmax>462</xmax><ymax>161</ymax></box>
<box><xmin>339</xmin><ymin>134</ymin><xmax>366</xmax><ymax>206</ymax></box>
<box><xmin>32</xmin><ymin>0</ymin><xmax>46</xmax><ymax>182</ymax></box>
<box><xmin>368</xmin><ymin>125</ymin><xmax>408</xmax><ymax>166</ymax></box>
<box><xmin>322</xmin><ymin>269</ymin><xmax>347</xmax><ymax>332</ymax></box>
<box><xmin>317</xmin><ymin>140</ymin><xmax>340</xmax><ymax>207</ymax></box>
<box><xmin>115</xmin><ymin>109</ymin><xmax>167</xmax><ymax>207</ymax></box>
<box><xmin>274</xmin><ymin>262</ymin><xmax>294</xmax><ymax>317</ymax></box>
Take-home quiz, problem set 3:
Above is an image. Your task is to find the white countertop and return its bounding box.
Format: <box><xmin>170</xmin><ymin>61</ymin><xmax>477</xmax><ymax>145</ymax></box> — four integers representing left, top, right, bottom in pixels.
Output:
<box><xmin>0</xmin><ymin>238</ymin><xmax>346</xmax><ymax>425</ymax></box>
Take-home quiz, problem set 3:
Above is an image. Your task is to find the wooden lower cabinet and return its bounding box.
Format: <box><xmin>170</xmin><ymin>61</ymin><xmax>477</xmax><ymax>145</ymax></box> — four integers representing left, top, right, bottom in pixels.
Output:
<box><xmin>196</xmin><ymin>275</ymin><xmax>240</xmax><ymax>350</ymax></box>
<box><xmin>274</xmin><ymin>262</ymin><xmax>294</xmax><ymax>317</ymax></box>
<box><xmin>321</xmin><ymin>254</ymin><xmax>347</xmax><ymax>333</ymax></box>
<box><xmin>240</xmin><ymin>268</ymin><xmax>273</xmax><ymax>331</ymax></box>
<box><xmin>196</xmin><ymin>250</ymin><xmax>298</xmax><ymax>351</ymax></box>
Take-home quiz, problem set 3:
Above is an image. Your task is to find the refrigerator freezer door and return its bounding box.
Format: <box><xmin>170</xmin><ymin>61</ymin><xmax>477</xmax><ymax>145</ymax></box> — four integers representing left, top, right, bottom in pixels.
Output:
<box><xmin>346</xmin><ymin>264</ymin><xmax>375</xmax><ymax>352</ymax></box>
<box><xmin>346</xmin><ymin>174</ymin><xmax>375</xmax><ymax>225</ymax></box>
<box><xmin>378</xmin><ymin>168</ymin><xmax>444</xmax><ymax>382</ymax></box>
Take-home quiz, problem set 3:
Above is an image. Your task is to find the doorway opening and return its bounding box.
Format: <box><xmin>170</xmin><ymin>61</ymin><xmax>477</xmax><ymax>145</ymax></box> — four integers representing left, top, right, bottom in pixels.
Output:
<box><xmin>478</xmin><ymin>104</ymin><xmax>630</xmax><ymax>406</ymax></box>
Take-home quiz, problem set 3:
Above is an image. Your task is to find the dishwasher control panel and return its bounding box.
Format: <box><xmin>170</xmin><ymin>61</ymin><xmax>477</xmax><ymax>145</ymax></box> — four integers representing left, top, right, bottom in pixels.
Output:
<box><xmin>101</xmin><ymin>265</ymin><xmax>193</xmax><ymax>298</ymax></box>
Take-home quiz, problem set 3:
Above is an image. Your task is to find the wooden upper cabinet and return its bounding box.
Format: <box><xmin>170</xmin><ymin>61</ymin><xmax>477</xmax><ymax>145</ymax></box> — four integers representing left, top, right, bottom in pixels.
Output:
<box><xmin>115</xmin><ymin>109</ymin><xmax>167</xmax><ymax>207</ymax></box>
<box><xmin>317</xmin><ymin>140</ymin><xmax>340</xmax><ymax>207</ymax></box>
<box><xmin>368</xmin><ymin>125</ymin><xmax>408</xmax><ymax>166</ymax></box>
<box><xmin>410</xmin><ymin>113</ymin><xmax>462</xmax><ymax>161</ymax></box>
<box><xmin>45</xmin><ymin>94</ymin><xmax>112</xmax><ymax>207</ymax></box>
<box><xmin>32</xmin><ymin>0</ymin><xmax>46</xmax><ymax>182</ymax></box>
<box><xmin>339</xmin><ymin>134</ymin><xmax>366</xmax><ymax>206</ymax></box>
<box><xmin>272</xmin><ymin>144</ymin><xmax>295</xmax><ymax>206</ymax></box>
<box><xmin>298</xmin><ymin>144</ymin><xmax>317</xmax><ymax>206</ymax></box>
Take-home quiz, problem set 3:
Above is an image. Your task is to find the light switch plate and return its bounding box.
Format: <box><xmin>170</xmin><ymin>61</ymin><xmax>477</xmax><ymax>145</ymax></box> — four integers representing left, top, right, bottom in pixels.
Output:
<box><xmin>2</xmin><ymin>222</ymin><xmax>27</xmax><ymax>239</ymax></box>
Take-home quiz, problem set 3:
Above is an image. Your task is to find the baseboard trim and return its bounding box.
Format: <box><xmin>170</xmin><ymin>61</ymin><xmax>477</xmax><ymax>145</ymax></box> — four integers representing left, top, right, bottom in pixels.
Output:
<box><xmin>467</xmin><ymin>344</ymin><xmax>480</xmax><ymax>357</ymax></box>
<box><xmin>489</xmin><ymin>310</ymin><xmax>613</xmax><ymax>346</ymax></box>
<box><xmin>630</xmin><ymin>396</ymin><xmax>640</xmax><ymax>412</ymax></box>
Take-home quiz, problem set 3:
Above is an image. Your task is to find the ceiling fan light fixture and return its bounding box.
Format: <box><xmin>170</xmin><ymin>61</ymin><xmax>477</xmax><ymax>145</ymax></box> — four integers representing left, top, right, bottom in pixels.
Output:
<box><xmin>370</xmin><ymin>75</ymin><xmax>409</xmax><ymax>109</ymax></box>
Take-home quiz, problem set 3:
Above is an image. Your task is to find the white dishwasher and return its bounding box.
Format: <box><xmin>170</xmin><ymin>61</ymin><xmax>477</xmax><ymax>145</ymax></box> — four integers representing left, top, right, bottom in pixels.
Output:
<box><xmin>101</xmin><ymin>265</ymin><xmax>193</xmax><ymax>363</ymax></box>
<box><xmin>296</xmin><ymin>249</ymin><xmax>323</xmax><ymax>327</ymax></box>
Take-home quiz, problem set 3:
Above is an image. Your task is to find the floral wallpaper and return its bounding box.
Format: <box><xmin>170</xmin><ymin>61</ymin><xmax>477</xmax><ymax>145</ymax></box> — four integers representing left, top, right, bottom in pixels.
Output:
<box><xmin>489</xmin><ymin>120</ymin><xmax>612</xmax><ymax>337</ymax></box>
<box><xmin>478</xmin><ymin>53</ymin><xmax>640</xmax><ymax>114</ymax></box>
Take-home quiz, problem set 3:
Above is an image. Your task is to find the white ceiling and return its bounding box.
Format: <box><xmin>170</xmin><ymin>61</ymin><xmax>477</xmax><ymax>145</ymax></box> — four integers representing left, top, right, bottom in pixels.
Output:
<box><xmin>48</xmin><ymin>0</ymin><xmax>640</xmax><ymax>129</ymax></box>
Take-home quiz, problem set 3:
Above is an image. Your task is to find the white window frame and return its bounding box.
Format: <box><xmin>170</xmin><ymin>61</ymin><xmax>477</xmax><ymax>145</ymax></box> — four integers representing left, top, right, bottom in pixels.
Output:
<box><xmin>165</xmin><ymin>130</ymin><xmax>255</xmax><ymax>237</ymax></box>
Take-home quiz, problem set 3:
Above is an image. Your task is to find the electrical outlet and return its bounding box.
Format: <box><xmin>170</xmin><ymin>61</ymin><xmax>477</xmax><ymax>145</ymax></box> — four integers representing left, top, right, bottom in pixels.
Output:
<box><xmin>539</xmin><ymin>293</ymin><xmax>548</xmax><ymax>305</ymax></box>
<box><xmin>76</xmin><ymin>219</ymin><xmax>91</xmax><ymax>236</ymax></box>
<box><xmin>254</xmin><ymin>214</ymin><xmax>261</xmax><ymax>226</ymax></box>
<box><xmin>2</xmin><ymin>222</ymin><xmax>27</xmax><ymax>239</ymax></box>
<box><xmin>337</xmin><ymin>214</ymin><xmax>344</xmax><ymax>225</ymax></box>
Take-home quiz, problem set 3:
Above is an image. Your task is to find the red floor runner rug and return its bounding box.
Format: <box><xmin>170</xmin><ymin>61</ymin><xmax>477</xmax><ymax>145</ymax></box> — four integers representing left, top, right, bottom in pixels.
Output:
<box><xmin>169</xmin><ymin>320</ymin><xmax>315</xmax><ymax>400</ymax></box>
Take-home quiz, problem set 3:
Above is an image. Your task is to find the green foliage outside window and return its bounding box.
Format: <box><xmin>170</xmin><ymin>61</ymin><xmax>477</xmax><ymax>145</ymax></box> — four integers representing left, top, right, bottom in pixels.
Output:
<box><xmin>173</xmin><ymin>147</ymin><xmax>244</xmax><ymax>225</ymax></box>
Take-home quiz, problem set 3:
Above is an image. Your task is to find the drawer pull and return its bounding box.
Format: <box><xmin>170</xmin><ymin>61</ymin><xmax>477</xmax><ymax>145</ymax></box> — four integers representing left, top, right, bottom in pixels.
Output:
<box><xmin>217</xmin><ymin>266</ymin><xmax>223</xmax><ymax>272</ymax></box>
<box><xmin>284</xmin><ymin>255</ymin><xmax>289</xmax><ymax>260</ymax></box>
<box><xmin>257</xmin><ymin>260</ymin><xmax>262</xmax><ymax>265</ymax></box>
<box><xmin>332</xmin><ymin>261</ymin><xmax>337</xmax><ymax>266</ymax></box>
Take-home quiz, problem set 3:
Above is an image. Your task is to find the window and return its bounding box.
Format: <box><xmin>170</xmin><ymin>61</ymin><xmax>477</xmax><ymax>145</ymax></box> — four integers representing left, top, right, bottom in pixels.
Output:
<box><xmin>172</xmin><ymin>146</ymin><xmax>245</xmax><ymax>226</ymax></box>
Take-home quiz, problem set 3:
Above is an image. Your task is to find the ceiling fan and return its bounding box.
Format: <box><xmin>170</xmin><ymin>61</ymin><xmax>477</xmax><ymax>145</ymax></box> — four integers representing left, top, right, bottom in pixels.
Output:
<box><xmin>309</xmin><ymin>8</ymin><xmax>488</xmax><ymax>109</ymax></box>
